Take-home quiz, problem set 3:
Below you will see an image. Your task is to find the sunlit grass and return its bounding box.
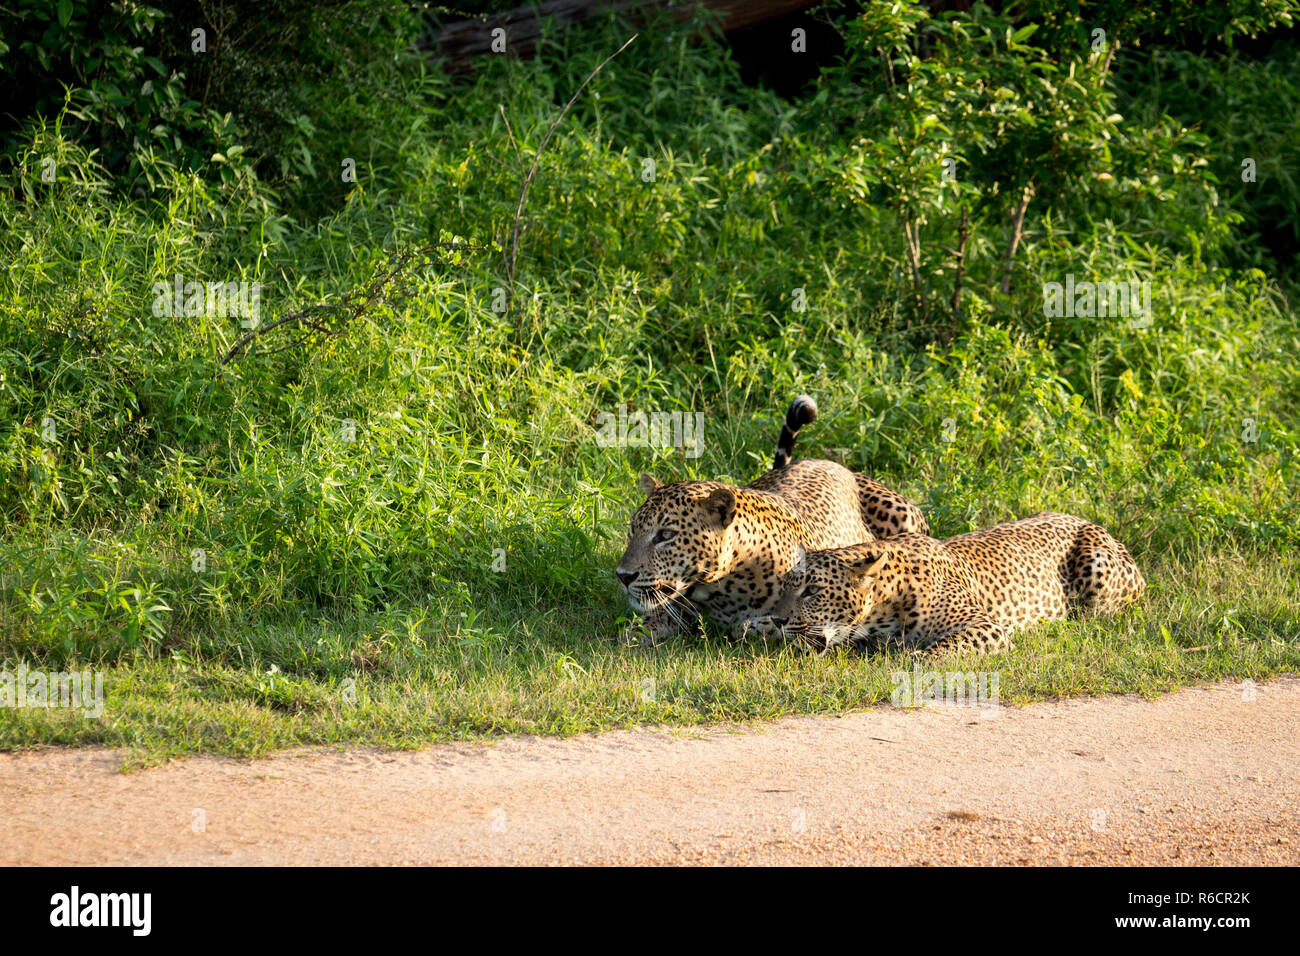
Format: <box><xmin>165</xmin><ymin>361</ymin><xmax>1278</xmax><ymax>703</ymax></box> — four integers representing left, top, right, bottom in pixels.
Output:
<box><xmin>2</xmin><ymin>544</ymin><xmax>1295</xmax><ymax>767</ymax></box>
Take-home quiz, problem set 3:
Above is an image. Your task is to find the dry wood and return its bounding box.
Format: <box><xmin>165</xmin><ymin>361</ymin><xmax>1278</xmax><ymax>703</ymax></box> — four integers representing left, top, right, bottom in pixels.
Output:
<box><xmin>422</xmin><ymin>0</ymin><xmax>824</xmax><ymax>70</ymax></box>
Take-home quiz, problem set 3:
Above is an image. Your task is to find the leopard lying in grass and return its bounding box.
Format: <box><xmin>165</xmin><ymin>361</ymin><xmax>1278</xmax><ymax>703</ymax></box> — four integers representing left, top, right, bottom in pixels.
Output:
<box><xmin>768</xmin><ymin>512</ymin><xmax>1145</xmax><ymax>655</ymax></box>
<box><xmin>615</xmin><ymin>396</ymin><xmax>928</xmax><ymax>641</ymax></box>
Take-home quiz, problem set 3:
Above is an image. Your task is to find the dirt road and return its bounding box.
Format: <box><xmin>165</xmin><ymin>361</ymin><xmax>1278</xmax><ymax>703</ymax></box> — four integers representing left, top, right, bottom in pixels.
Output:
<box><xmin>2</xmin><ymin>678</ymin><xmax>1297</xmax><ymax>865</ymax></box>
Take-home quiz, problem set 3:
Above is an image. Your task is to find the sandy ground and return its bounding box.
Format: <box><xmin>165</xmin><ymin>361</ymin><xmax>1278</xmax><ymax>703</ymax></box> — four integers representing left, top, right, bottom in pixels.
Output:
<box><xmin>2</xmin><ymin>677</ymin><xmax>1297</xmax><ymax>866</ymax></box>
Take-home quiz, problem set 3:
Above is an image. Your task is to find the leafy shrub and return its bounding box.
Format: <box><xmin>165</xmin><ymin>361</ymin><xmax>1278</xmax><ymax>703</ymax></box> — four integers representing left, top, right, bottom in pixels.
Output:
<box><xmin>0</xmin><ymin>2</ymin><xmax>1295</xmax><ymax>678</ymax></box>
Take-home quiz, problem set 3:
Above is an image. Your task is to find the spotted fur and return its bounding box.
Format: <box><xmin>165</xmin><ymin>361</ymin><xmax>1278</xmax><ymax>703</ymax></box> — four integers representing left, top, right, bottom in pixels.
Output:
<box><xmin>615</xmin><ymin>397</ymin><xmax>928</xmax><ymax>641</ymax></box>
<box><xmin>769</xmin><ymin>512</ymin><xmax>1145</xmax><ymax>655</ymax></box>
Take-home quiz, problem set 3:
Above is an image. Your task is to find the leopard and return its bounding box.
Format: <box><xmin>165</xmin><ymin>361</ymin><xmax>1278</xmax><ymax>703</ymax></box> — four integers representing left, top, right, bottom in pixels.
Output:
<box><xmin>767</xmin><ymin>511</ymin><xmax>1145</xmax><ymax>656</ymax></box>
<box><xmin>615</xmin><ymin>395</ymin><xmax>929</xmax><ymax>642</ymax></box>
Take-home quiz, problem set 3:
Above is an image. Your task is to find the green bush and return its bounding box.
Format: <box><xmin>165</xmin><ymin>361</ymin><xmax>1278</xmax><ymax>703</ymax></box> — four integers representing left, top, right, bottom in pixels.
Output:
<box><xmin>0</xmin><ymin>2</ymin><xmax>1296</xmax><ymax>753</ymax></box>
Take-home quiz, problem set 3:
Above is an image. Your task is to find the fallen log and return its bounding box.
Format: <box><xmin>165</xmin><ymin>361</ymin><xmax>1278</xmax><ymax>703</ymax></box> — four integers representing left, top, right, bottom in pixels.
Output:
<box><xmin>421</xmin><ymin>0</ymin><xmax>826</xmax><ymax>70</ymax></box>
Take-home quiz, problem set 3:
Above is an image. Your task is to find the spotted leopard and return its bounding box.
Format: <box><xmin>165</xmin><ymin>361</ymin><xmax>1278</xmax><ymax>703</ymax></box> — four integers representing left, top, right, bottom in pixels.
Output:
<box><xmin>769</xmin><ymin>512</ymin><xmax>1145</xmax><ymax>655</ymax></box>
<box><xmin>615</xmin><ymin>396</ymin><xmax>928</xmax><ymax>641</ymax></box>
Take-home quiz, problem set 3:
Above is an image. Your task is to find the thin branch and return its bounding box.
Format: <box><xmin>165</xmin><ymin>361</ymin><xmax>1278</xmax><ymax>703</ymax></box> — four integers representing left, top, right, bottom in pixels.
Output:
<box><xmin>504</xmin><ymin>33</ymin><xmax>637</xmax><ymax>307</ymax></box>
<box><xmin>950</xmin><ymin>203</ymin><xmax>969</xmax><ymax>318</ymax></box>
<box><xmin>219</xmin><ymin>241</ymin><xmax>489</xmax><ymax>365</ymax></box>
<box><xmin>1000</xmin><ymin>182</ymin><xmax>1035</xmax><ymax>296</ymax></box>
<box><xmin>499</xmin><ymin>103</ymin><xmax>521</xmax><ymax>163</ymax></box>
<box><xmin>903</xmin><ymin>218</ymin><xmax>927</xmax><ymax>320</ymax></box>
<box><xmin>1100</xmin><ymin>38</ymin><xmax>1118</xmax><ymax>77</ymax></box>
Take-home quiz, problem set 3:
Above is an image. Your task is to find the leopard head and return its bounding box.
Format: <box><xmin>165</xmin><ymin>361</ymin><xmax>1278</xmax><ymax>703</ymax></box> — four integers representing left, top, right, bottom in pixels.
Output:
<box><xmin>770</xmin><ymin>544</ymin><xmax>890</xmax><ymax>651</ymax></box>
<box><xmin>616</xmin><ymin>474</ymin><xmax>738</xmax><ymax>614</ymax></box>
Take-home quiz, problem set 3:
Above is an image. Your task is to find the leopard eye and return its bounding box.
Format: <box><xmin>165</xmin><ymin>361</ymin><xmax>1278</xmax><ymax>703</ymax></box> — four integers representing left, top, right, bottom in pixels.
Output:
<box><xmin>652</xmin><ymin>529</ymin><xmax>677</xmax><ymax>545</ymax></box>
<box><xmin>801</xmin><ymin>586</ymin><xmax>821</xmax><ymax>599</ymax></box>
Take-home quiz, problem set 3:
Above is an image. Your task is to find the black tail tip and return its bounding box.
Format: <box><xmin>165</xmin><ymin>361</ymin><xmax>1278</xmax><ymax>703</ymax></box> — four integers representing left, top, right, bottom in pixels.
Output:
<box><xmin>788</xmin><ymin>394</ymin><xmax>818</xmax><ymax>427</ymax></box>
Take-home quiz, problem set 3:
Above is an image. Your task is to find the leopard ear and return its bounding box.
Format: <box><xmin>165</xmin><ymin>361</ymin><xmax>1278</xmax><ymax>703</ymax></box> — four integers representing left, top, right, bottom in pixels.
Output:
<box><xmin>701</xmin><ymin>486</ymin><xmax>737</xmax><ymax>528</ymax></box>
<box><xmin>849</xmin><ymin>551</ymin><xmax>889</xmax><ymax>580</ymax></box>
<box><xmin>789</xmin><ymin>544</ymin><xmax>807</xmax><ymax>575</ymax></box>
<box><xmin>638</xmin><ymin>473</ymin><xmax>663</xmax><ymax>497</ymax></box>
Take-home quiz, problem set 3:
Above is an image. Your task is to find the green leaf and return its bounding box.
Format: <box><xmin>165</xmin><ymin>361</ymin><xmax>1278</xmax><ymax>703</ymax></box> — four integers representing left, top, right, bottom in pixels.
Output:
<box><xmin>1010</xmin><ymin>24</ymin><xmax>1039</xmax><ymax>44</ymax></box>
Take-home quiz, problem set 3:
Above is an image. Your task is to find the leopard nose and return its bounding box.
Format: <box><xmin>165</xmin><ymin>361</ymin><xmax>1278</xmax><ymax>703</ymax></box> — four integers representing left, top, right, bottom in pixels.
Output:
<box><xmin>617</xmin><ymin>570</ymin><xmax>638</xmax><ymax>588</ymax></box>
<box><xmin>771</xmin><ymin>617</ymin><xmax>787</xmax><ymax>627</ymax></box>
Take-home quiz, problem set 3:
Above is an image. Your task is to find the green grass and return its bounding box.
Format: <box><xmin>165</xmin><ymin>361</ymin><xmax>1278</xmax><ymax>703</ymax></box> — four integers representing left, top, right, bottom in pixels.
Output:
<box><xmin>2</xmin><ymin>542</ymin><xmax>1296</xmax><ymax>768</ymax></box>
<box><xmin>1</xmin><ymin>5</ymin><xmax>1298</xmax><ymax>764</ymax></box>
